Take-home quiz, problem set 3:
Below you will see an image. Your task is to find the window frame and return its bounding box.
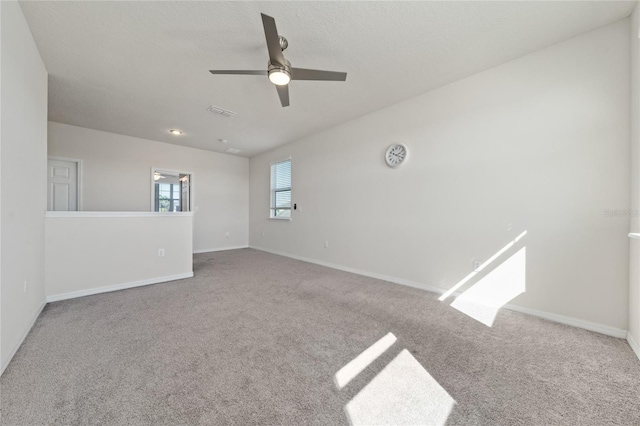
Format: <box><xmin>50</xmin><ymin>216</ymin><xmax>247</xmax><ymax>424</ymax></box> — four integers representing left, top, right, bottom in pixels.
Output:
<box><xmin>269</xmin><ymin>157</ymin><xmax>292</xmax><ymax>220</ymax></box>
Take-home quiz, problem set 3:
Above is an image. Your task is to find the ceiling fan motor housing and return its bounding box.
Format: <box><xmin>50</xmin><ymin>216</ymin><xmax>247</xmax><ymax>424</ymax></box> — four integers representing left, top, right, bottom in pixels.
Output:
<box><xmin>268</xmin><ymin>59</ymin><xmax>291</xmax><ymax>72</ymax></box>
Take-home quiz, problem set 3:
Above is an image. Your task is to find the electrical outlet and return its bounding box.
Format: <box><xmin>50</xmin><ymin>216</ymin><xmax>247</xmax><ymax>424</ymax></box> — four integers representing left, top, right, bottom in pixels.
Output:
<box><xmin>23</xmin><ymin>279</ymin><xmax>28</xmax><ymax>293</ymax></box>
<box><xmin>261</xmin><ymin>232</ymin><xmax>265</xmax><ymax>238</ymax></box>
<box><xmin>473</xmin><ymin>260</ymin><xmax>482</xmax><ymax>271</ymax></box>
<box><xmin>158</xmin><ymin>248</ymin><xmax>165</xmax><ymax>257</ymax></box>
<box><xmin>324</xmin><ymin>241</ymin><xmax>329</xmax><ymax>248</ymax></box>
<box><xmin>225</xmin><ymin>232</ymin><xmax>230</xmax><ymax>239</ymax></box>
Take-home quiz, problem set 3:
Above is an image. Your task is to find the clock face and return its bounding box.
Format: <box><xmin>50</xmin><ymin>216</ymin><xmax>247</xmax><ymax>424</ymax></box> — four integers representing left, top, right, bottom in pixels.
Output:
<box><xmin>385</xmin><ymin>144</ymin><xmax>408</xmax><ymax>168</ymax></box>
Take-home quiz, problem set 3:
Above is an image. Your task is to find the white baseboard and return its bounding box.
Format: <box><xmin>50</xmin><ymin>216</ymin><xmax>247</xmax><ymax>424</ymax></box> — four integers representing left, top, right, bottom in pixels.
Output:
<box><xmin>193</xmin><ymin>245</ymin><xmax>248</xmax><ymax>254</ymax></box>
<box><xmin>46</xmin><ymin>272</ymin><xmax>194</xmax><ymax>303</ymax></box>
<box><xmin>1</xmin><ymin>301</ymin><xmax>46</xmax><ymax>376</ymax></box>
<box><xmin>628</xmin><ymin>332</ymin><xmax>640</xmax><ymax>360</ymax></box>
<box><xmin>250</xmin><ymin>245</ymin><xmax>628</xmax><ymax>339</ymax></box>
<box><xmin>249</xmin><ymin>245</ymin><xmax>446</xmax><ymax>295</ymax></box>
<box><xmin>503</xmin><ymin>303</ymin><xmax>627</xmax><ymax>338</ymax></box>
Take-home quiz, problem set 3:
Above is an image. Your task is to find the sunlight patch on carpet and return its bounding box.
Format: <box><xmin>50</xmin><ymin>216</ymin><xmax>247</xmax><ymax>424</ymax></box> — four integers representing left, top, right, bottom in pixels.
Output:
<box><xmin>345</xmin><ymin>349</ymin><xmax>455</xmax><ymax>425</ymax></box>
<box><xmin>335</xmin><ymin>332</ymin><xmax>397</xmax><ymax>389</ymax></box>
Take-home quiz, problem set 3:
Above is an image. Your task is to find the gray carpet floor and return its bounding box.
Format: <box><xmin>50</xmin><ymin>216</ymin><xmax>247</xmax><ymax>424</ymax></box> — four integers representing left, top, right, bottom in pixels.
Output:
<box><xmin>1</xmin><ymin>248</ymin><xmax>639</xmax><ymax>425</ymax></box>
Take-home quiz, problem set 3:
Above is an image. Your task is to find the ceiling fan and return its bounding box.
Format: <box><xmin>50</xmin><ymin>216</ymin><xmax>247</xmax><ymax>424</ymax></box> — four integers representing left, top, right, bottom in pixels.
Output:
<box><xmin>209</xmin><ymin>13</ymin><xmax>347</xmax><ymax>107</ymax></box>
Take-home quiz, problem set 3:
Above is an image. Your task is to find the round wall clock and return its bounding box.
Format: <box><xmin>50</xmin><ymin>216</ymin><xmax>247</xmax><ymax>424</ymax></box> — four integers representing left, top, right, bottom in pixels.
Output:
<box><xmin>385</xmin><ymin>143</ymin><xmax>408</xmax><ymax>168</ymax></box>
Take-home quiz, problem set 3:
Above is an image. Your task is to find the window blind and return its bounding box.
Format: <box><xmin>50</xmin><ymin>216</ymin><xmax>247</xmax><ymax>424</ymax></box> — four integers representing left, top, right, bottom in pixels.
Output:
<box><xmin>271</xmin><ymin>159</ymin><xmax>291</xmax><ymax>218</ymax></box>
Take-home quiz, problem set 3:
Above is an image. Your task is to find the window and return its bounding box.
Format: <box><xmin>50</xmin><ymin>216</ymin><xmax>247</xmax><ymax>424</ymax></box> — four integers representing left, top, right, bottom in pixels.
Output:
<box><xmin>270</xmin><ymin>159</ymin><xmax>291</xmax><ymax>218</ymax></box>
<box><xmin>155</xmin><ymin>182</ymin><xmax>181</xmax><ymax>212</ymax></box>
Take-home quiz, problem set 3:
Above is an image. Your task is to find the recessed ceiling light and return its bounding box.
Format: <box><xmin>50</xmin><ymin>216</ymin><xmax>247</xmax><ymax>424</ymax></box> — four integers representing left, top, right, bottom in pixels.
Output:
<box><xmin>169</xmin><ymin>129</ymin><xmax>183</xmax><ymax>135</ymax></box>
<box><xmin>219</xmin><ymin>139</ymin><xmax>228</xmax><ymax>144</ymax></box>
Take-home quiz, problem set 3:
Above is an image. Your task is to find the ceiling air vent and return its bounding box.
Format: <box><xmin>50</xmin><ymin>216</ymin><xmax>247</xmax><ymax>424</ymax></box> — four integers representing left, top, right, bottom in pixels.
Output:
<box><xmin>207</xmin><ymin>105</ymin><xmax>236</xmax><ymax>118</ymax></box>
<box><xmin>226</xmin><ymin>148</ymin><xmax>242</xmax><ymax>154</ymax></box>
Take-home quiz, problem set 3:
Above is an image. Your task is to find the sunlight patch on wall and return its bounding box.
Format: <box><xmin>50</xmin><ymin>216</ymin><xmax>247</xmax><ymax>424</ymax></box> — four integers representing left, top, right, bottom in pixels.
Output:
<box><xmin>450</xmin><ymin>246</ymin><xmax>526</xmax><ymax>326</ymax></box>
<box><xmin>439</xmin><ymin>231</ymin><xmax>527</xmax><ymax>302</ymax></box>
<box><xmin>345</xmin><ymin>349</ymin><xmax>455</xmax><ymax>426</ymax></box>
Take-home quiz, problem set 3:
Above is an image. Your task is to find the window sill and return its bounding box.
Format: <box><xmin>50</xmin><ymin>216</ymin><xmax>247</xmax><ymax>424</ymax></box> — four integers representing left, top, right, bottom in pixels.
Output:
<box><xmin>46</xmin><ymin>211</ymin><xmax>194</xmax><ymax>218</ymax></box>
<box><xmin>268</xmin><ymin>217</ymin><xmax>292</xmax><ymax>221</ymax></box>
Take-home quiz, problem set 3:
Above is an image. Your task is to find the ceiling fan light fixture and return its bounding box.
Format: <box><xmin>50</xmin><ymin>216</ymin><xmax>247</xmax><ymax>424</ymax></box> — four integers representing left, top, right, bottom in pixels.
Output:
<box><xmin>268</xmin><ymin>69</ymin><xmax>291</xmax><ymax>86</ymax></box>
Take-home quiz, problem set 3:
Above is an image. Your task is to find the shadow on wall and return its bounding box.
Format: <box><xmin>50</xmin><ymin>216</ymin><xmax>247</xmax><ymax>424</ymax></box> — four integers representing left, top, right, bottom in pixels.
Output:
<box><xmin>439</xmin><ymin>231</ymin><xmax>527</xmax><ymax>327</ymax></box>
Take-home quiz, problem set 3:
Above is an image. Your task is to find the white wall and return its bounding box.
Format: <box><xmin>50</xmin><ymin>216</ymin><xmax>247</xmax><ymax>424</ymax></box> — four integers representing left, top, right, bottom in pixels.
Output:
<box><xmin>45</xmin><ymin>212</ymin><xmax>193</xmax><ymax>300</ymax></box>
<box><xmin>1</xmin><ymin>0</ymin><xmax>3</xmax><ymax>373</ymax></box>
<box><xmin>1</xmin><ymin>1</ymin><xmax>48</xmax><ymax>373</ymax></box>
<box><xmin>250</xmin><ymin>19</ymin><xmax>631</xmax><ymax>334</ymax></box>
<box><xmin>48</xmin><ymin>122</ymin><xmax>249</xmax><ymax>253</ymax></box>
<box><xmin>628</xmin><ymin>3</ymin><xmax>640</xmax><ymax>358</ymax></box>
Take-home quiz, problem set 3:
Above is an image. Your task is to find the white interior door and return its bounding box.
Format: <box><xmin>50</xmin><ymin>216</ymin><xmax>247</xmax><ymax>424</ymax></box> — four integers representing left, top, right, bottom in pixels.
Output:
<box><xmin>47</xmin><ymin>158</ymin><xmax>78</xmax><ymax>211</ymax></box>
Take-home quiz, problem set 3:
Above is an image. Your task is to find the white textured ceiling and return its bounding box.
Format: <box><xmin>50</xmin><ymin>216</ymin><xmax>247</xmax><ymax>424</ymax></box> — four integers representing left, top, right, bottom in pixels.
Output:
<box><xmin>20</xmin><ymin>1</ymin><xmax>635</xmax><ymax>157</ymax></box>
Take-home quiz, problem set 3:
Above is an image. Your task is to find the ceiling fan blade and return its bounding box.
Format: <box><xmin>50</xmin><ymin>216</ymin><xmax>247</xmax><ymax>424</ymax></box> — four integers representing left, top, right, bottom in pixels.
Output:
<box><xmin>291</xmin><ymin>68</ymin><xmax>347</xmax><ymax>81</ymax></box>
<box><xmin>209</xmin><ymin>70</ymin><xmax>267</xmax><ymax>76</ymax></box>
<box><xmin>276</xmin><ymin>85</ymin><xmax>290</xmax><ymax>107</ymax></box>
<box><xmin>261</xmin><ymin>13</ymin><xmax>285</xmax><ymax>66</ymax></box>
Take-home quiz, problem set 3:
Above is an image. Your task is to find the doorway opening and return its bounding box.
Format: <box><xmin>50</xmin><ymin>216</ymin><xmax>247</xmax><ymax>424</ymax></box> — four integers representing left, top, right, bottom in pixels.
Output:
<box><xmin>151</xmin><ymin>168</ymin><xmax>192</xmax><ymax>212</ymax></box>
